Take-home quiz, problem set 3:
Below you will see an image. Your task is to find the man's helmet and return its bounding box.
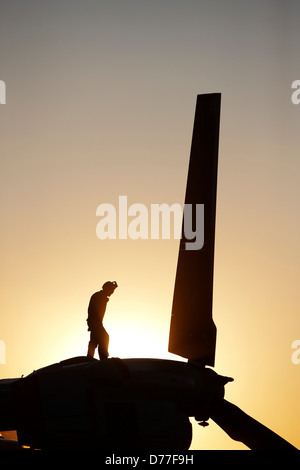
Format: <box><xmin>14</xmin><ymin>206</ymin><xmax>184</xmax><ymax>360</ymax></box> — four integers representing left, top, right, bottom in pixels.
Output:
<box><xmin>102</xmin><ymin>281</ymin><xmax>118</xmax><ymax>292</ymax></box>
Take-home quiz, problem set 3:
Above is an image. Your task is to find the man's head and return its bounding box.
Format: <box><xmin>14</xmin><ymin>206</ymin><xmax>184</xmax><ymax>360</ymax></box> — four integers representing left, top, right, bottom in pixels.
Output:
<box><xmin>102</xmin><ymin>281</ymin><xmax>118</xmax><ymax>297</ymax></box>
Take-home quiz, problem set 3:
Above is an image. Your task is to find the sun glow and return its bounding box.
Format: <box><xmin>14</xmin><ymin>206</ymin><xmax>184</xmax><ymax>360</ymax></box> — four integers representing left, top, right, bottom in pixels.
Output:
<box><xmin>57</xmin><ymin>308</ymin><xmax>179</xmax><ymax>364</ymax></box>
<box><xmin>107</xmin><ymin>321</ymin><xmax>173</xmax><ymax>360</ymax></box>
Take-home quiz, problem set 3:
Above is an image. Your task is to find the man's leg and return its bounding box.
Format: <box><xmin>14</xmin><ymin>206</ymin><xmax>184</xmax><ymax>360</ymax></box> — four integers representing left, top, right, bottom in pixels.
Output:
<box><xmin>98</xmin><ymin>331</ymin><xmax>109</xmax><ymax>360</ymax></box>
<box><xmin>98</xmin><ymin>344</ymin><xmax>108</xmax><ymax>360</ymax></box>
<box><xmin>87</xmin><ymin>336</ymin><xmax>96</xmax><ymax>358</ymax></box>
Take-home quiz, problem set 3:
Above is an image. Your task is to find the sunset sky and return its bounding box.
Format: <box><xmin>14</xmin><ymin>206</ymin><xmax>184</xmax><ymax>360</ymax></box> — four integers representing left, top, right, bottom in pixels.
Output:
<box><xmin>0</xmin><ymin>1</ymin><xmax>299</xmax><ymax>449</ymax></box>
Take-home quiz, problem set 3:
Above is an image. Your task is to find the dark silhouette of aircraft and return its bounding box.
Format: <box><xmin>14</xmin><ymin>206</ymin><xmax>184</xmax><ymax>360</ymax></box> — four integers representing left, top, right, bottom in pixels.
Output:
<box><xmin>0</xmin><ymin>94</ymin><xmax>297</xmax><ymax>450</ymax></box>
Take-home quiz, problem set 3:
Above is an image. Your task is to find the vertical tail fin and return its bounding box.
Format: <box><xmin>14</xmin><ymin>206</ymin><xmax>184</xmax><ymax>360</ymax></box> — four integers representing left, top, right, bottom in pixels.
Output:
<box><xmin>168</xmin><ymin>93</ymin><xmax>221</xmax><ymax>366</ymax></box>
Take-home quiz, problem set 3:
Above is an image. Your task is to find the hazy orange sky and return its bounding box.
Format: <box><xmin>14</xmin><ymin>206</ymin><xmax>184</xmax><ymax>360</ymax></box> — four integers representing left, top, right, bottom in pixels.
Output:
<box><xmin>0</xmin><ymin>1</ymin><xmax>299</xmax><ymax>449</ymax></box>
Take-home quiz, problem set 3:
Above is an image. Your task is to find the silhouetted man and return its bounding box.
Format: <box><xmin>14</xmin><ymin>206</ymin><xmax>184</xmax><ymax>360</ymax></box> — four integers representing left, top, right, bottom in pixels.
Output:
<box><xmin>87</xmin><ymin>281</ymin><xmax>118</xmax><ymax>360</ymax></box>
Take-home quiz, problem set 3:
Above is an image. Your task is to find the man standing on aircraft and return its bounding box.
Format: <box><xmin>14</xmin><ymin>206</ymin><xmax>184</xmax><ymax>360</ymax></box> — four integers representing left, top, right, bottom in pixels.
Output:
<box><xmin>87</xmin><ymin>281</ymin><xmax>118</xmax><ymax>360</ymax></box>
